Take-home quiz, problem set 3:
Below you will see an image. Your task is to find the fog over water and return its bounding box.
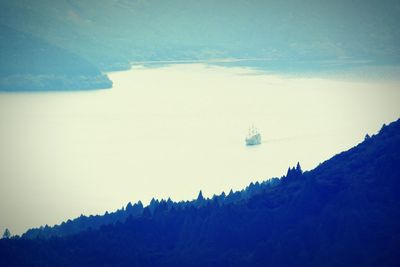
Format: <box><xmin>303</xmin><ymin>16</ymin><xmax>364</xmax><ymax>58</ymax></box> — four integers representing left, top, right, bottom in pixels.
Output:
<box><xmin>1</xmin><ymin>63</ymin><xmax>399</xmax><ymax>235</ymax></box>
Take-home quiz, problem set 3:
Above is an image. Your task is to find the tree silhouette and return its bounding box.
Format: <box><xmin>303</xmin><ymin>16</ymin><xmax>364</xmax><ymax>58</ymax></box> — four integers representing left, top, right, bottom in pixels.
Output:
<box><xmin>2</xmin><ymin>228</ymin><xmax>10</xmax><ymax>239</ymax></box>
<box><xmin>296</xmin><ymin>162</ymin><xmax>302</xmax><ymax>174</ymax></box>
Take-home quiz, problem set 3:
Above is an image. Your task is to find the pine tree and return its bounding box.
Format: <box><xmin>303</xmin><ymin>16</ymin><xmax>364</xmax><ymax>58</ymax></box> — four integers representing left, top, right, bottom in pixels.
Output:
<box><xmin>126</xmin><ymin>202</ymin><xmax>133</xmax><ymax>211</ymax></box>
<box><xmin>286</xmin><ymin>167</ymin><xmax>293</xmax><ymax>177</ymax></box>
<box><xmin>197</xmin><ymin>190</ymin><xmax>204</xmax><ymax>201</ymax></box>
<box><xmin>2</xmin><ymin>228</ymin><xmax>11</xmax><ymax>239</ymax></box>
<box><xmin>296</xmin><ymin>162</ymin><xmax>303</xmax><ymax>174</ymax></box>
<box><xmin>196</xmin><ymin>190</ymin><xmax>206</xmax><ymax>207</ymax></box>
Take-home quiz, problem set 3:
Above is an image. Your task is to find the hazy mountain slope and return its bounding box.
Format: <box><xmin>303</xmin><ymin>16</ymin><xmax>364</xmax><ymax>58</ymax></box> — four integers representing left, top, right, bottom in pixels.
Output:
<box><xmin>1</xmin><ymin>119</ymin><xmax>399</xmax><ymax>266</ymax></box>
<box><xmin>0</xmin><ymin>25</ymin><xmax>112</xmax><ymax>91</ymax></box>
<box><xmin>1</xmin><ymin>0</ymin><xmax>398</xmax><ymax>90</ymax></box>
<box><xmin>1</xmin><ymin>0</ymin><xmax>399</xmax><ymax>71</ymax></box>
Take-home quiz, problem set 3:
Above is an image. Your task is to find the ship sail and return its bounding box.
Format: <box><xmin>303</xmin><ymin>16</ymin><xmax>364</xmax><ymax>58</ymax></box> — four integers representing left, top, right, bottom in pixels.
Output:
<box><xmin>245</xmin><ymin>125</ymin><xmax>262</xmax><ymax>146</ymax></box>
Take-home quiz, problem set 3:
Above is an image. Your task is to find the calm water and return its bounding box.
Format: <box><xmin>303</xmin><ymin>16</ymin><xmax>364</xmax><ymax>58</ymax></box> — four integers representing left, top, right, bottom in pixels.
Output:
<box><xmin>1</xmin><ymin>63</ymin><xmax>400</xmax><ymax>234</ymax></box>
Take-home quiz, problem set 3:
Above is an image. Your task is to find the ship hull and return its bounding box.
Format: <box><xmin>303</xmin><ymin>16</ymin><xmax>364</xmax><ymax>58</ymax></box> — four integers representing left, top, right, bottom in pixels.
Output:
<box><xmin>245</xmin><ymin>134</ymin><xmax>261</xmax><ymax>146</ymax></box>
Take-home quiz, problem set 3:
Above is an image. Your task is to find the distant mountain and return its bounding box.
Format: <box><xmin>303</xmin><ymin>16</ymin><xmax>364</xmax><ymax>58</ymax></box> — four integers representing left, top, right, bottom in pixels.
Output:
<box><xmin>0</xmin><ymin>25</ymin><xmax>112</xmax><ymax>91</ymax></box>
<box><xmin>1</xmin><ymin>118</ymin><xmax>399</xmax><ymax>266</ymax></box>
<box><xmin>1</xmin><ymin>0</ymin><xmax>399</xmax><ymax>75</ymax></box>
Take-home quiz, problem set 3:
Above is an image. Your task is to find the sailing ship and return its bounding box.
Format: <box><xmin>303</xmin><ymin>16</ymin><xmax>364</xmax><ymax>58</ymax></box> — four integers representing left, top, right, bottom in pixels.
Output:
<box><xmin>245</xmin><ymin>125</ymin><xmax>262</xmax><ymax>146</ymax></box>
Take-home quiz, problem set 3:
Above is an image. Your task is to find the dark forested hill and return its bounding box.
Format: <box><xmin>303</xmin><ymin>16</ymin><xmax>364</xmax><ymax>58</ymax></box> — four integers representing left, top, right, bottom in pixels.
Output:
<box><xmin>1</xmin><ymin>119</ymin><xmax>400</xmax><ymax>266</ymax></box>
<box><xmin>21</xmin><ymin>177</ymin><xmax>281</xmax><ymax>239</ymax></box>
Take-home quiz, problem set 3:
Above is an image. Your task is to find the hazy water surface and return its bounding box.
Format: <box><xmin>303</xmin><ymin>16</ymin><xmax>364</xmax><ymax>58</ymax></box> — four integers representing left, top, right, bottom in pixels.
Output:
<box><xmin>1</xmin><ymin>63</ymin><xmax>399</xmax><ymax>234</ymax></box>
